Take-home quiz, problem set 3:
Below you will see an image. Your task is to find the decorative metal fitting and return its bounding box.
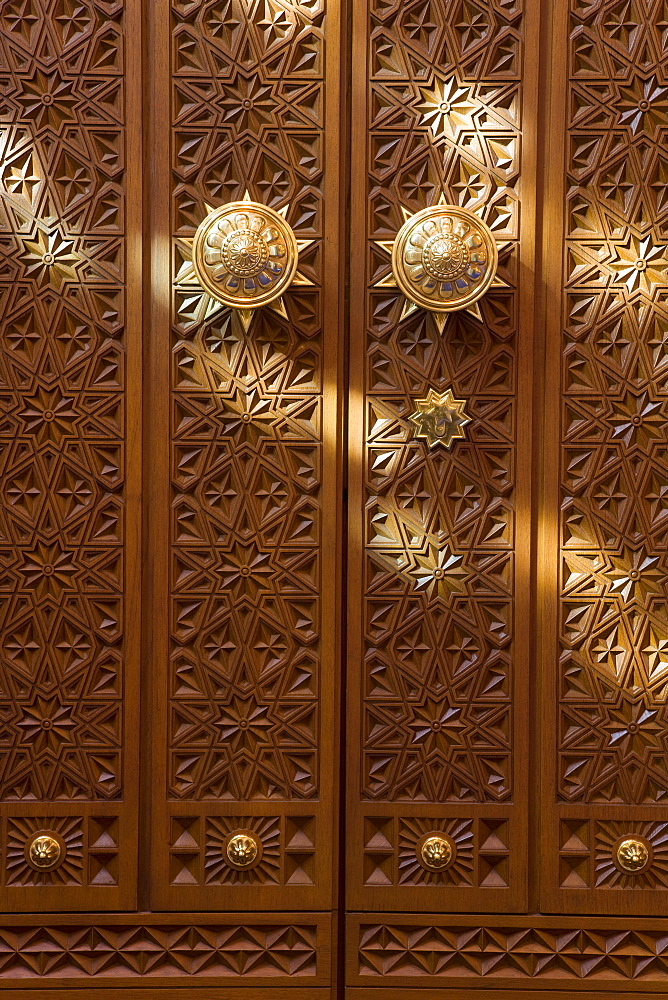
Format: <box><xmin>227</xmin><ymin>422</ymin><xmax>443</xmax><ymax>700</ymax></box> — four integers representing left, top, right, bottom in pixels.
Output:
<box><xmin>418</xmin><ymin>833</ymin><xmax>454</xmax><ymax>871</ymax></box>
<box><xmin>25</xmin><ymin>832</ymin><xmax>63</xmax><ymax>871</ymax></box>
<box><xmin>392</xmin><ymin>204</ymin><xmax>497</xmax><ymax>312</ymax></box>
<box><xmin>225</xmin><ymin>830</ymin><xmax>261</xmax><ymax>869</ymax></box>
<box><xmin>615</xmin><ymin>837</ymin><xmax>650</xmax><ymax>873</ymax></box>
<box><xmin>409</xmin><ymin>387</ymin><xmax>471</xmax><ymax>449</ymax></box>
<box><xmin>193</xmin><ymin>201</ymin><xmax>298</xmax><ymax>309</ymax></box>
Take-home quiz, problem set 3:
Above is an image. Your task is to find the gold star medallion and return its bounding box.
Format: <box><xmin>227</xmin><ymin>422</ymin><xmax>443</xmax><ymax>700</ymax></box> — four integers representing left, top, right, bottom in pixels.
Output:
<box><xmin>177</xmin><ymin>192</ymin><xmax>315</xmax><ymax>332</ymax></box>
<box><xmin>373</xmin><ymin>195</ymin><xmax>507</xmax><ymax>331</ymax></box>
<box><xmin>409</xmin><ymin>388</ymin><xmax>471</xmax><ymax>449</ymax></box>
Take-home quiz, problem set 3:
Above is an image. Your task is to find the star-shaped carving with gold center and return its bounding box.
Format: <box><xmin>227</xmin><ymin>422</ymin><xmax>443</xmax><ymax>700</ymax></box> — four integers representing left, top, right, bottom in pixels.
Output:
<box><xmin>409</xmin><ymin>388</ymin><xmax>471</xmax><ymax>448</ymax></box>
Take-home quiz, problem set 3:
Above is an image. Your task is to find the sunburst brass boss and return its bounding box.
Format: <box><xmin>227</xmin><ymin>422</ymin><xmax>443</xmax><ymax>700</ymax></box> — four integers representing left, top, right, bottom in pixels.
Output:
<box><xmin>225</xmin><ymin>830</ymin><xmax>261</xmax><ymax>869</ymax></box>
<box><xmin>25</xmin><ymin>831</ymin><xmax>63</xmax><ymax>871</ymax></box>
<box><xmin>392</xmin><ymin>205</ymin><xmax>497</xmax><ymax>312</ymax></box>
<box><xmin>418</xmin><ymin>834</ymin><xmax>454</xmax><ymax>871</ymax></box>
<box><xmin>615</xmin><ymin>837</ymin><xmax>650</xmax><ymax>873</ymax></box>
<box><xmin>192</xmin><ymin>201</ymin><xmax>298</xmax><ymax>309</ymax></box>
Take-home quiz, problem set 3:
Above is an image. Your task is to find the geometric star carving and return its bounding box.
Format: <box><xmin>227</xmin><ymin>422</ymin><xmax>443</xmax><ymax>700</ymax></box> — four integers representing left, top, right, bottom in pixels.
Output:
<box><xmin>409</xmin><ymin>387</ymin><xmax>471</xmax><ymax>448</ymax></box>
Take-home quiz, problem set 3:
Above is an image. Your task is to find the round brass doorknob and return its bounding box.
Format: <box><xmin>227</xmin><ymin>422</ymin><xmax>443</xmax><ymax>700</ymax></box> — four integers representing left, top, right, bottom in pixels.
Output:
<box><xmin>418</xmin><ymin>833</ymin><xmax>454</xmax><ymax>871</ymax></box>
<box><xmin>25</xmin><ymin>832</ymin><xmax>63</xmax><ymax>871</ymax></box>
<box><xmin>225</xmin><ymin>830</ymin><xmax>261</xmax><ymax>868</ymax></box>
<box><xmin>392</xmin><ymin>204</ymin><xmax>497</xmax><ymax>312</ymax></box>
<box><xmin>193</xmin><ymin>201</ymin><xmax>298</xmax><ymax>309</ymax></box>
<box><xmin>615</xmin><ymin>837</ymin><xmax>650</xmax><ymax>873</ymax></box>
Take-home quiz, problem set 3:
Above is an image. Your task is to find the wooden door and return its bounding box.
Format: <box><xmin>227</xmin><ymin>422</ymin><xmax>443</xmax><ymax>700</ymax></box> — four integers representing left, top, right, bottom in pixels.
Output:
<box><xmin>2</xmin><ymin>0</ymin><xmax>668</xmax><ymax>996</ymax></box>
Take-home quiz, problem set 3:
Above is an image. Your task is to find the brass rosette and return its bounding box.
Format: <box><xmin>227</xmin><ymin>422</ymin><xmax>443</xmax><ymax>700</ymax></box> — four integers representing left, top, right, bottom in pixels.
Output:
<box><xmin>614</xmin><ymin>836</ymin><xmax>651</xmax><ymax>874</ymax></box>
<box><xmin>25</xmin><ymin>831</ymin><xmax>64</xmax><ymax>871</ymax></box>
<box><xmin>225</xmin><ymin>829</ymin><xmax>262</xmax><ymax>870</ymax></box>
<box><xmin>193</xmin><ymin>201</ymin><xmax>298</xmax><ymax>310</ymax></box>
<box><xmin>416</xmin><ymin>832</ymin><xmax>456</xmax><ymax>872</ymax></box>
<box><xmin>392</xmin><ymin>205</ymin><xmax>497</xmax><ymax>312</ymax></box>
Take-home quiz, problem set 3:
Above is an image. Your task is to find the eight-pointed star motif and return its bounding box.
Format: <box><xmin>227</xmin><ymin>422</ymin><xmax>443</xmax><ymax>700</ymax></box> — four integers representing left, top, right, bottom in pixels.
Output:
<box><xmin>617</xmin><ymin>75</ymin><xmax>668</xmax><ymax>137</ymax></box>
<box><xmin>608</xmin><ymin>234</ymin><xmax>668</xmax><ymax>295</ymax></box>
<box><xmin>418</xmin><ymin>77</ymin><xmax>477</xmax><ymax>139</ymax></box>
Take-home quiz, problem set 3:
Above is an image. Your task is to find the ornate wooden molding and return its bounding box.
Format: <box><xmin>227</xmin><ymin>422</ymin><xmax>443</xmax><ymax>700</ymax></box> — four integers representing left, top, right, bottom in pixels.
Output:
<box><xmin>350</xmin><ymin>915</ymin><xmax>668</xmax><ymax>987</ymax></box>
<box><xmin>0</xmin><ymin>913</ymin><xmax>331</xmax><ymax>985</ymax></box>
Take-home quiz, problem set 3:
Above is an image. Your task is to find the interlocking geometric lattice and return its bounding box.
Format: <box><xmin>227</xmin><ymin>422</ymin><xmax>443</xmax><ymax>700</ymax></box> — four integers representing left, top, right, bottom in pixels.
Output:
<box><xmin>361</xmin><ymin>0</ymin><xmax>522</xmax><ymax>809</ymax></box>
<box><xmin>558</xmin><ymin>0</ymin><xmax>668</xmax><ymax>806</ymax></box>
<box><xmin>168</xmin><ymin>0</ymin><xmax>326</xmax><ymax>806</ymax></box>
<box><xmin>0</xmin><ymin>0</ymin><xmax>127</xmax><ymax>802</ymax></box>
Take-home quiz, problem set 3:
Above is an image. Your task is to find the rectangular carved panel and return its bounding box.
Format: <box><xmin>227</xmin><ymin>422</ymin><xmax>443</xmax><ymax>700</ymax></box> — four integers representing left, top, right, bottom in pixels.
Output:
<box><xmin>347</xmin><ymin>913</ymin><xmax>668</xmax><ymax>988</ymax></box>
<box><xmin>346</xmin><ymin>0</ymin><xmax>539</xmax><ymax>912</ymax></box>
<box><xmin>0</xmin><ymin>912</ymin><xmax>333</xmax><ymax>986</ymax></box>
<box><xmin>540</xmin><ymin>0</ymin><xmax>668</xmax><ymax>914</ymax></box>
<box><xmin>148</xmin><ymin>0</ymin><xmax>341</xmax><ymax>911</ymax></box>
<box><xmin>0</xmin><ymin>0</ymin><xmax>141</xmax><ymax>910</ymax></box>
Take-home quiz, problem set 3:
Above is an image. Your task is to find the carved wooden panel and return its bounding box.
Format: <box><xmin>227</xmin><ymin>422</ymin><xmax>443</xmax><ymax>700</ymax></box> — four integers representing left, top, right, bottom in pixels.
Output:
<box><xmin>540</xmin><ymin>0</ymin><xmax>668</xmax><ymax>914</ymax></box>
<box><xmin>0</xmin><ymin>0</ymin><xmax>141</xmax><ymax>910</ymax></box>
<box><xmin>0</xmin><ymin>911</ymin><xmax>333</xmax><ymax>986</ymax></box>
<box><xmin>347</xmin><ymin>913</ymin><xmax>668</xmax><ymax>989</ymax></box>
<box><xmin>147</xmin><ymin>0</ymin><xmax>341</xmax><ymax>911</ymax></box>
<box><xmin>346</xmin><ymin>0</ymin><xmax>539</xmax><ymax>913</ymax></box>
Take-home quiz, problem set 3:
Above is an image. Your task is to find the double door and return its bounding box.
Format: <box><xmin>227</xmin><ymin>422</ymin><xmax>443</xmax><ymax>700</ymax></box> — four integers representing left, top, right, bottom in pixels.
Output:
<box><xmin>1</xmin><ymin>0</ymin><xmax>668</xmax><ymax>992</ymax></box>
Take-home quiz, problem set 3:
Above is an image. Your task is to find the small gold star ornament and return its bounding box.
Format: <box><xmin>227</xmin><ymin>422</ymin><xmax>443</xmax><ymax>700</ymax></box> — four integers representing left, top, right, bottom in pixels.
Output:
<box><xmin>409</xmin><ymin>388</ymin><xmax>471</xmax><ymax>449</ymax></box>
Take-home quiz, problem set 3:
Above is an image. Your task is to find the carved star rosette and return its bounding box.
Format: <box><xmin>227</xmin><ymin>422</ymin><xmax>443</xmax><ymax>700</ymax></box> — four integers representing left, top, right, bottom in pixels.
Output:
<box><xmin>392</xmin><ymin>204</ymin><xmax>498</xmax><ymax>313</ymax></box>
<box><xmin>409</xmin><ymin>387</ymin><xmax>471</xmax><ymax>449</ymax></box>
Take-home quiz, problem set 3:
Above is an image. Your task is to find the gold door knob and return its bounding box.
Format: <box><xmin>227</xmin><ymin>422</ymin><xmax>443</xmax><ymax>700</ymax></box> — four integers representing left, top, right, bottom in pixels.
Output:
<box><xmin>615</xmin><ymin>837</ymin><xmax>650</xmax><ymax>873</ymax></box>
<box><xmin>193</xmin><ymin>201</ymin><xmax>298</xmax><ymax>310</ymax></box>
<box><xmin>25</xmin><ymin>832</ymin><xmax>63</xmax><ymax>871</ymax></box>
<box><xmin>392</xmin><ymin>204</ymin><xmax>497</xmax><ymax>312</ymax></box>
<box><xmin>225</xmin><ymin>831</ymin><xmax>261</xmax><ymax>868</ymax></box>
<box><xmin>418</xmin><ymin>833</ymin><xmax>454</xmax><ymax>871</ymax></box>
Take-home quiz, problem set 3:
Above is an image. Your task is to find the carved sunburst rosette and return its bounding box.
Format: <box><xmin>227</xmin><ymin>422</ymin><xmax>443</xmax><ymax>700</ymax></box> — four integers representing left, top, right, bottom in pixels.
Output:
<box><xmin>25</xmin><ymin>831</ymin><xmax>64</xmax><ymax>871</ymax></box>
<box><xmin>193</xmin><ymin>201</ymin><xmax>298</xmax><ymax>310</ymax></box>
<box><xmin>392</xmin><ymin>204</ymin><xmax>497</xmax><ymax>312</ymax></box>
<box><xmin>225</xmin><ymin>829</ymin><xmax>262</xmax><ymax>870</ymax></box>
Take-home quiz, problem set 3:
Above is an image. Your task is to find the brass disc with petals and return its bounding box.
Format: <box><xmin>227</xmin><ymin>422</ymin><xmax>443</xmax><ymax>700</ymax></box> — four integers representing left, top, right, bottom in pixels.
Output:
<box><xmin>193</xmin><ymin>201</ymin><xmax>298</xmax><ymax>309</ymax></box>
<box><xmin>615</xmin><ymin>837</ymin><xmax>651</xmax><ymax>874</ymax></box>
<box><xmin>392</xmin><ymin>205</ymin><xmax>497</xmax><ymax>312</ymax></box>
<box><xmin>417</xmin><ymin>833</ymin><xmax>455</xmax><ymax>871</ymax></box>
<box><xmin>225</xmin><ymin>830</ymin><xmax>262</xmax><ymax>869</ymax></box>
<box><xmin>25</xmin><ymin>831</ymin><xmax>64</xmax><ymax>871</ymax></box>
